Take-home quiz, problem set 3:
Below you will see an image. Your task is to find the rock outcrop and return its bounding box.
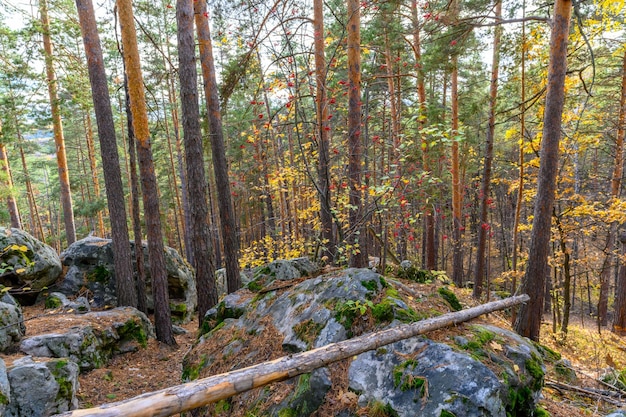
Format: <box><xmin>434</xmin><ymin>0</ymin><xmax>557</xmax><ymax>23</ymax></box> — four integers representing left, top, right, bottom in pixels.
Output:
<box><xmin>185</xmin><ymin>267</ymin><xmax>546</xmax><ymax>417</ymax></box>
<box><xmin>0</xmin><ymin>292</ymin><xmax>25</xmax><ymax>352</ymax></box>
<box><xmin>19</xmin><ymin>306</ymin><xmax>154</xmax><ymax>371</ymax></box>
<box><xmin>0</xmin><ymin>228</ymin><xmax>62</xmax><ymax>295</ymax></box>
<box><xmin>58</xmin><ymin>236</ymin><xmax>196</xmax><ymax>322</ymax></box>
<box><xmin>2</xmin><ymin>356</ymin><xmax>79</xmax><ymax>417</ymax></box>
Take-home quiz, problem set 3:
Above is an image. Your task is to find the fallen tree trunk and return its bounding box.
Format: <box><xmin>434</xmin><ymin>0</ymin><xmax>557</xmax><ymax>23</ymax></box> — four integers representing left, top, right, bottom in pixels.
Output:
<box><xmin>56</xmin><ymin>294</ymin><xmax>529</xmax><ymax>417</ymax></box>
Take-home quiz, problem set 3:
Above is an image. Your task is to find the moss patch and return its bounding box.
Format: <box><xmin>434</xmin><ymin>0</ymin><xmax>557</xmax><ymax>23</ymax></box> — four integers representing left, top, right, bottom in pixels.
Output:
<box><xmin>393</xmin><ymin>359</ymin><xmax>426</xmax><ymax>394</ymax></box>
<box><xmin>438</xmin><ymin>287</ymin><xmax>462</xmax><ymax>311</ymax></box>
<box><xmin>87</xmin><ymin>265</ymin><xmax>110</xmax><ymax>283</ymax></box>
<box><xmin>368</xmin><ymin>400</ymin><xmax>399</xmax><ymax>417</ymax></box>
<box><xmin>117</xmin><ymin>320</ymin><xmax>148</xmax><ymax>348</ymax></box>
<box><xmin>293</xmin><ymin>319</ymin><xmax>324</xmax><ymax>349</ymax></box>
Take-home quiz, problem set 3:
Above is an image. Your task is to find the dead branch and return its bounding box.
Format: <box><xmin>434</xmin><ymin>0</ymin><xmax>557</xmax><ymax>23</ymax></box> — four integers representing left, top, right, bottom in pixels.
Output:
<box><xmin>55</xmin><ymin>294</ymin><xmax>529</xmax><ymax>417</ymax></box>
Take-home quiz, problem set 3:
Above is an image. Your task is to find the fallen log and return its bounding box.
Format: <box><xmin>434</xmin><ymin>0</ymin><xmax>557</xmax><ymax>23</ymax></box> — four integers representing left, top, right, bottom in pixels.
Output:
<box><xmin>55</xmin><ymin>294</ymin><xmax>529</xmax><ymax>417</ymax></box>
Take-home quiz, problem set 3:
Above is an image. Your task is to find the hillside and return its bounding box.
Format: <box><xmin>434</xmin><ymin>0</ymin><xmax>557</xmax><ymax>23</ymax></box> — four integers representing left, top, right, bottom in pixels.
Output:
<box><xmin>5</xmin><ymin>273</ymin><xmax>626</xmax><ymax>417</ymax></box>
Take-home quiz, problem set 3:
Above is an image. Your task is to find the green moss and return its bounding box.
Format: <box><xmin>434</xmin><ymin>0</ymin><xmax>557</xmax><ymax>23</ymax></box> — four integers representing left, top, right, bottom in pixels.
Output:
<box><xmin>368</xmin><ymin>400</ymin><xmax>399</xmax><ymax>417</ymax></box>
<box><xmin>372</xmin><ymin>300</ymin><xmax>394</xmax><ymax>323</ymax></box>
<box><xmin>534</xmin><ymin>406</ymin><xmax>551</xmax><ymax>417</ymax></box>
<box><xmin>440</xmin><ymin>411</ymin><xmax>457</xmax><ymax>417</ymax></box>
<box><xmin>87</xmin><ymin>265</ymin><xmax>110</xmax><ymax>283</ymax></box>
<box><xmin>506</xmin><ymin>386</ymin><xmax>534</xmax><ymax>416</ymax></box>
<box><xmin>182</xmin><ymin>354</ymin><xmax>208</xmax><ymax>381</ymax></box>
<box><xmin>117</xmin><ymin>320</ymin><xmax>148</xmax><ymax>348</ymax></box>
<box><xmin>169</xmin><ymin>302</ymin><xmax>187</xmax><ymax>314</ymax></box>
<box><xmin>213</xmin><ymin>399</ymin><xmax>231</xmax><ymax>414</ymax></box>
<box><xmin>362</xmin><ymin>279</ymin><xmax>379</xmax><ymax>292</ymax></box>
<box><xmin>438</xmin><ymin>287</ymin><xmax>462</xmax><ymax>311</ymax></box>
<box><xmin>393</xmin><ymin>359</ymin><xmax>425</xmax><ymax>393</ymax></box>
<box><xmin>278</xmin><ymin>409</ymin><xmax>297</xmax><ymax>417</ymax></box>
<box><xmin>396</xmin><ymin>266</ymin><xmax>434</xmax><ymax>283</ymax></box>
<box><xmin>534</xmin><ymin>342</ymin><xmax>561</xmax><ymax>363</ymax></box>
<box><xmin>45</xmin><ymin>295</ymin><xmax>62</xmax><ymax>309</ymax></box>
<box><xmin>293</xmin><ymin>319</ymin><xmax>324</xmax><ymax>348</ymax></box>
<box><xmin>0</xmin><ymin>391</ymin><xmax>8</xmax><ymax>405</ymax></box>
<box><xmin>525</xmin><ymin>353</ymin><xmax>545</xmax><ymax>391</ymax></box>
<box><xmin>247</xmin><ymin>280</ymin><xmax>263</xmax><ymax>292</ymax></box>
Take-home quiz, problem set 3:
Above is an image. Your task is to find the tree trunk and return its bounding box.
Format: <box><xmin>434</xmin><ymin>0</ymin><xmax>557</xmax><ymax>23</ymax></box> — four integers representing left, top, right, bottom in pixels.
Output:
<box><xmin>83</xmin><ymin>113</ymin><xmax>105</xmax><ymax>236</ymax></box>
<box><xmin>511</xmin><ymin>0</ymin><xmax>527</xmax><ymax>325</ymax></box>
<box><xmin>0</xmin><ymin>124</ymin><xmax>21</xmax><ymax>229</ymax></box>
<box><xmin>611</xmin><ymin>50</ymin><xmax>626</xmax><ymax>334</ymax></box>
<box><xmin>76</xmin><ymin>0</ymin><xmax>138</xmax><ymax>307</ymax></box>
<box><xmin>124</xmin><ymin>78</ymin><xmax>148</xmax><ymax>314</ymax></box>
<box><xmin>41</xmin><ymin>0</ymin><xmax>76</xmax><ymax>245</ymax></box>
<box><xmin>347</xmin><ymin>0</ymin><xmax>367</xmax><ymax>268</ymax></box>
<box><xmin>117</xmin><ymin>0</ymin><xmax>175</xmax><ymax>345</ymax></box>
<box><xmin>515</xmin><ymin>0</ymin><xmax>572</xmax><ymax>341</ymax></box>
<box><xmin>314</xmin><ymin>0</ymin><xmax>336</xmax><ymax>264</ymax></box>
<box><xmin>411</xmin><ymin>0</ymin><xmax>435</xmax><ymax>270</ymax></box>
<box><xmin>58</xmin><ymin>294</ymin><xmax>529</xmax><ymax>417</ymax></box>
<box><xmin>194</xmin><ymin>0</ymin><xmax>241</xmax><ymax>293</ymax></box>
<box><xmin>177</xmin><ymin>0</ymin><xmax>218</xmax><ymax>321</ymax></box>
<box><xmin>473</xmin><ymin>1</ymin><xmax>502</xmax><ymax>299</ymax></box>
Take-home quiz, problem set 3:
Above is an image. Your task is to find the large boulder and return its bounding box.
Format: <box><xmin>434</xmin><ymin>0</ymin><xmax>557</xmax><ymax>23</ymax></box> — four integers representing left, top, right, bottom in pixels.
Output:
<box><xmin>58</xmin><ymin>236</ymin><xmax>196</xmax><ymax>322</ymax></box>
<box><xmin>4</xmin><ymin>356</ymin><xmax>79</xmax><ymax>417</ymax></box>
<box><xmin>0</xmin><ymin>228</ymin><xmax>61</xmax><ymax>293</ymax></box>
<box><xmin>0</xmin><ymin>292</ymin><xmax>25</xmax><ymax>352</ymax></box>
<box><xmin>186</xmin><ymin>267</ymin><xmax>546</xmax><ymax>417</ymax></box>
<box><xmin>19</xmin><ymin>306</ymin><xmax>154</xmax><ymax>371</ymax></box>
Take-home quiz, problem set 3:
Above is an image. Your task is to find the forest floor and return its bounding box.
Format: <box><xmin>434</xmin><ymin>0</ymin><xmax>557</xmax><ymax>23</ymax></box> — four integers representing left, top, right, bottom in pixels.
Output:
<box><xmin>6</xmin><ymin>284</ymin><xmax>626</xmax><ymax>416</ymax></box>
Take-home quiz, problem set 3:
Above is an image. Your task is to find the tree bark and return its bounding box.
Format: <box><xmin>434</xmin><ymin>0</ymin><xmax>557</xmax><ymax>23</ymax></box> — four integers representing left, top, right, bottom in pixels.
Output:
<box><xmin>611</xmin><ymin>50</ymin><xmax>626</xmax><ymax>334</ymax></box>
<box><xmin>177</xmin><ymin>0</ymin><xmax>218</xmax><ymax>320</ymax></box>
<box><xmin>347</xmin><ymin>0</ymin><xmax>367</xmax><ymax>268</ymax></box>
<box><xmin>83</xmin><ymin>113</ymin><xmax>105</xmax><ymax>237</ymax></box>
<box><xmin>57</xmin><ymin>294</ymin><xmax>529</xmax><ymax>417</ymax></box>
<box><xmin>314</xmin><ymin>0</ymin><xmax>336</xmax><ymax>264</ymax></box>
<box><xmin>41</xmin><ymin>0</ymin><xmax>76</xmax><ymax>245</ymax></box>
<box><xmin>515</xmin><ymin>0</ymin><xmax>572</xmax><ymax>341</ymax></box>
<box><xmin>194</xmin><ymin>0</ymin><xmax>241</xmax><ymax>293</ymax></box>
<box><xmin>76</xmin><ymin>0</ymin><xmax>137</xmax><ymax>308</ymax></box>
<box><xmin>0</xmin><ymin>123</ymin><xmax>21</xmax><ymax>229</ymax></box>
<box><xmin>117</xmin><ymin>0</ymin><xmax>175</xmax><ymax>345</ymax></box>
<box><xmin>473</xmin><ymin>1</ymin><xmax>502</xmax><ymax>299</ymax></box>
<box><xmin>411</xmin><ymin>0</ymin><xmax>435</xmax><ymax>270</ymax></box>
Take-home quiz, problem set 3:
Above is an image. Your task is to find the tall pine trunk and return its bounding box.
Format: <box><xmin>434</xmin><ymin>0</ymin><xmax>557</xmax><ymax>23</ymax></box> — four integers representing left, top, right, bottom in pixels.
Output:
<box><xmin>515</xmin><ymin>0</ymin><xmax>572</xmax><ymax>341</ymax></box>
<box><xmin>41</xmin><ymin>0</ymin><xmax>76</xmax><ymax>245</ymax></box>
<box><xmin>411</xmin><ymin>0</ymin><xmax>435</xmax><ymax>270</ymax></box>
<box><xmin>314</xmin><ymin>0</ymin><xmax>336</xmax><ymax>264</ymax></box>
<box><xmin>194</xmin><ymin>0</ymin><xmax>241</xmax><ymax>293</ymax></box>
<box><xmin>473</xmin><ymin>1</ymin><xmax>502</xmax><ymax>298</ymax></box>
<box><xmin>177</xmin><ymin>0</ymin><xmax>218</xmax><ymax>321</ymax></box>
<box><xmin>347</xmin><ymin>0</ymin><xmax>367</xmax><ymax>268</ymax></box>
<box><xmin>611</xmin><ymin>50</ymin><xmax>626</xmax><ymax>334</ymax></box>
<box><xmin>117</xmin><ymin>0</ymin><xmax>175</xmax><ymax>345</ymax></box>
<box><xmin>76</xmin><ymin>0</ymin><xmax>137</xmax><ymax>307</ymax></box>
<box><xmin>0</xmin><ymin>124</ymin><xmax>21</xmax><ymax>229</ymax></box>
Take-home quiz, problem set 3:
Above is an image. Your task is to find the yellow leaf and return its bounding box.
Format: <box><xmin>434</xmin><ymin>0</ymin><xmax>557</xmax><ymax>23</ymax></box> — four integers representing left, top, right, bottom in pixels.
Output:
<box><xmin>15</xmin><ymin>268</ymin><xmax>25</xmax><ymax>274</ymax></box>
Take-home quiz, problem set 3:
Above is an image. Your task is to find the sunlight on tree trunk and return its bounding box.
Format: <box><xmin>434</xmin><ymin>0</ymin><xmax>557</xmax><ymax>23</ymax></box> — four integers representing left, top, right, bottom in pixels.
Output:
<box><xmin>117</xmin><ymin>0</ymin><xmax>175</xmax><ymax>345</ymax></box>
<box><xmin>347</xmin><ymin>0</ymin><xmax>367</xmax><ymax>268</ymax></box>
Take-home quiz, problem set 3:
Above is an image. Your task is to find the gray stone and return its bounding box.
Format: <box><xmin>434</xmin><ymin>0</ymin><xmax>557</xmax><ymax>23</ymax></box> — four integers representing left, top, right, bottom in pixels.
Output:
<box><xmin>252</xmin><ymin>257</ymin><xmax>319</xmax><ymax>282</ymax></box>
<box><xmin>606</xmin><ymin>412</ymin><xmax>626</xmax><ymax>417</ymax></box>
<box><xmin>0</xmin><ymin>358</ymin><xmax>9</xmax><ymax>415</ymax></box>
<box><xmin>215</xmin><ymin>268</ymin><xmax>253</xmax><ymax>297</ymax></box>
<box><xmin>58</xmin><ymin>236</ymin><xmax>196</xmax><ymax>322</ymax></box>
<box><xmin>186</xmin><ymin>267</ymin><xmax>545</xmax><ymax>417</ymax></box>
<box><xmin>0</xmin><ymin>227</ymin><xmax>61</xmax><ymax>292</ymax></box>
<box><xmin>0</xmin><ymin>294</ymin><xmax>25</xmax><ymax>352</ymax></box>
<box><xmin>20</xmin><ymin>307</ymin><xmax>154</xmax><ymax>371</ymax></box>
<box><xmin>45</xmin><ymin>292</ymin><xmax>90</xmax><ymax>313</ymax></box>
<box><xmin>4</xmin><ymin>356</ymin><xmax>79</xmax><ymax>417</ymax></box>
